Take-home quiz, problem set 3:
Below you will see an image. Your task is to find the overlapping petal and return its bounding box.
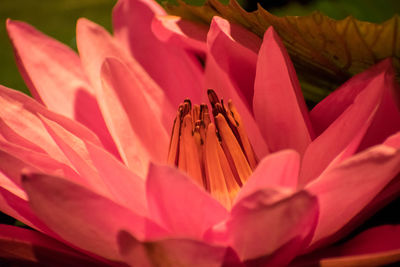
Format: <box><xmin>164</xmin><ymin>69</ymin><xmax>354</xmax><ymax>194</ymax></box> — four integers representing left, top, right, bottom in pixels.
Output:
<box><xmin>220</xmin><ymin>189</ymin><xmax>318</xmax><ymax>264</ymax></box>
<box><xmin>6</xmin><ymin>20</ymin><xmax>119</xmax><ymax>157</ymax></box>
<box><xmin>22</xmin><ymin>173</ymin><xmax>166</xmax><ymax>261</ymax></box>
<box><xmin>205</xmin><ymin>17</ymin><xmax>269</xmax><ymax>159</ymax></box>
<box><xmin>146</xmin><ymin>163</ymin><xmax>228</xmax><ymax>239</ymax></box>
<box><xmin>307</xmin><ymin>145</ymin><xmax>400</xmax><ymax>248</ymax></box>
<box><xmin>117</xmin><ymin>231</ymin><xmax>235</xmax><ymax>267</ymax></box>
<box><xmin>113</xmin><ymin>0</ymin><xmax>204</xmax><ymax>107</ymax></box>
<box><xmin>300</xmin><ymin>61</ymin><xmax>394</xmax><ymax>184</ymax></box>
<box><xmin>254</xmin><ymin>27</ymin><xmax>313</xmax><ymax>155</ymax></box>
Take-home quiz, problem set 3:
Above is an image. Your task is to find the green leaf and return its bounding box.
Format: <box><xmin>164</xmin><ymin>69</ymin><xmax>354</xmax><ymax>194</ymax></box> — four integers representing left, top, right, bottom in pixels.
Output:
<box><xmin>162</xmin><ymin>0</ymin><xmax>400</xmax><ymax>102</ymax></box>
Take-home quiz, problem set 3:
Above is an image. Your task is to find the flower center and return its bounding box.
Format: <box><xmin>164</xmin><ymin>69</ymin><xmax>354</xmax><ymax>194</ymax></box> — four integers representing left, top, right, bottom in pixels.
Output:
<box><xmin>168</xmin><ymin>90</ymin><xmax>258</xmax><ymax>208</ymax></box>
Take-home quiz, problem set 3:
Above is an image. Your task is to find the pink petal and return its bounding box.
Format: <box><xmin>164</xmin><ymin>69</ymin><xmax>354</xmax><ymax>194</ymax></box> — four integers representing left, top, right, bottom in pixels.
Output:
<box><xmin>5</xmin><ymin>19</ymin><xmax>91</xmax><ymax>113</ymax></box>
<box><xmin>206</xmin><ymin>16</ymin><xmax>261</xmax><ymax>108</ymax></box>
<box><xmin>0</xmin><ymin>185</ymin><xmax>49</xmax><ymax>233</ymax></box>
<box><xmin>328</xmin><ymin>172</ymin><xmax>400</xmax><ymax>248</ymax></box>
<box><xmin>205</xmin><ymin>18</ymin><xmax>269</xmax><ymax>159</ymax></box>
<box><xmin>0</xmin><ymin>152</ymin><xmax>57</xmax><ymax>232</ymax></box>
<box><xmin>113</xmin><ymin>0</ymin><xmax>204</xmax><ymax>106</ymax></box>
<box><xmin>6</xmin><ymin>20</ymin><xmax>119</xmax><ymax>157</ymax></box>
<box><xmin>0</xmin><ymin>147</ymin><xmax>80</xmax><ymax>232</ymax></box>
<box><xmin>22</xmin><ymin>173</ymin><xmax>167</xmax><ymax>261</ymax></box>
<box><xmin>146</xmin><ymin>163</ymin><xmax>228</xmax><ymax>239</ymax></box>
<box><xmin>0</xmin><ymin>85</ymin><xmax>103</xmax><ymax>164</ymax></box>
<box><xmin>253</xmin><ymin>27</ymin><xmax>313</xmax><ymax>155</ymax></box>
<box><xmin>294</xmin><ymin>225</ymin><xmax>400</xmax><ymax>266</ymax></box>
<box><xmin>311</xmin><ymin>59</ymin><xmax>398</xmax><ymax>133</ymax></box>
<box><xmin>151</xmin><ymin>15</ymin><xmax>207</xmax><ymax>54</ymax></box>
<box><xmin>0</xmin><ymin>224</ymin><xmax>108</xmax><ymax>266</ymax></box>
<box><xmin>235</xmin><ymin>150</ymin><xmax>300</xmax><ymax>204</ymax></box>
<box><xmin>38</xmin><ymin>114</ymin><xmax>147</xmax><ymax>215</ymax></box>
<box><xmin>209</xmin><ymin>189</ymin><xmax>318</xmax><ymax>264</ymax></box>
<box><xmin>100</xmin><ymin>58</ymin><xmax>169</xmax><ymax>167</ymax></box>
<box><xmin>76</xmin><ymin>17</ymin><xmax>174</xmax><ymax>134</ymax></box>
<box><xmin>311</xmin><ymin>59</ymin><xmax>400</xmax><ymax>152</ymax></box>
<box><xmin>0</xmin><ymin>140</ymin><xmax>84</xmax><ymax>187</ymax></box>
<box><xmin>117</xmin><ymin>230</ymin><xmax>235</xmax><ymax>267</ymax></box>
<box><xmin>300</xmin><ymin>64</ymin><xmax>391</xmax><ymax>184</ymax></box>
<box><xmin>38</xmin><ymin>115</ymin><xmax>112</xmax><ymax>195</ymax></box>
<box><xmin>84</xmin><ymin>141</ymin><xmax>147</xmax><ymax>215</ymax></box>
<box><xmin>307</xmin><ymin>145</ymin><xmax>400</xmax><ymax>248</ymax></box>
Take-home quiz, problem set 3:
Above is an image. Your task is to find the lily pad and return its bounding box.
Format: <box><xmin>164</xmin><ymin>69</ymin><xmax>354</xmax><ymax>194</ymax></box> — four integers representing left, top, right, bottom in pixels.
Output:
<box><xmin>161</xmin><ymin>0</ymin><xmax>400</xmax><ymax>101</ymax></box>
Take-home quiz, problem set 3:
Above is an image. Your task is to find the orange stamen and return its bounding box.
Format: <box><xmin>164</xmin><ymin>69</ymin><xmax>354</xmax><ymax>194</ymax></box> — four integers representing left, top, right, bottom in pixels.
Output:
<box><xmin>167</xmin><ymin>111</ymin><xmax>181</xmax><ymax>166</ymax></box>
<box><xmin>205</xmin><ymin>124</ymin><xmax>232</xmax><ymax>209</ymax></box>
<box><xmin>215</xmin><ymin>114</ymin><xmax>252</xmax><ymax>185</ymax></box>
<box><xmin>167</xmin><ymin>89</ymin><xmax>257</xmax><ymax>209</ymax></box>
<box><xmin>228</xmin><ymin>100</ymin><xmax>258</xmax><ymax>169</ymax></box>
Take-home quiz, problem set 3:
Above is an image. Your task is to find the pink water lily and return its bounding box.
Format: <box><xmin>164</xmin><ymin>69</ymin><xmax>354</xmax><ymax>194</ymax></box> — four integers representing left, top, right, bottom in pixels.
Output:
<box><xmin>1</xmin><ymin>0</ymin><xmax>400</xmax><ymax>266</ymax></box>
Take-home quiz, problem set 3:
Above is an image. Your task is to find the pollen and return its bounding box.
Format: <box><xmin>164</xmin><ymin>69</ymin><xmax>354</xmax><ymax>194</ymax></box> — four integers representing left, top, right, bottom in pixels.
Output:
<box><xmin>167</xmin><ymin>90</ymin><xmax>258</xmax><ymax>209</ymax></box>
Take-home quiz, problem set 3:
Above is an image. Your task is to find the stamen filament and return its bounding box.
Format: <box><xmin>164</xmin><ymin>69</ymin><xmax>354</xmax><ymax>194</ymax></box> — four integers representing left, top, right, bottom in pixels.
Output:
<box><xmin>181</xmin><ymin>115</ymin><xmax>204</xmax><ymax>188</ymax></box>
<box><xmin>215</xmin><ymin>114</ymin><xmax>252</xmax><ymax>185</ymax></box>
<box><xmin>205</xmin><ymin>124</ymin><xmax>232</xmax><ymax>209</ymax></box>
<box><xmin>228</xmin><ymin>100</ymin><xmax>258</xmax><ymax>169</ymax></box>
<box><xmin>167</xmin><ymin>112</ymin><xmax>181</xmax><ymax>166</ymax></box>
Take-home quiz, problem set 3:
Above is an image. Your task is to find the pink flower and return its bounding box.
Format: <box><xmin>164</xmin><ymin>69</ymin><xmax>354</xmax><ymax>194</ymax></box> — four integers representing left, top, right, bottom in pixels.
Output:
<box><xmin>1</xmin><ymin>0</ymin><xmax>400</xmax><ymax>266</ymax></box>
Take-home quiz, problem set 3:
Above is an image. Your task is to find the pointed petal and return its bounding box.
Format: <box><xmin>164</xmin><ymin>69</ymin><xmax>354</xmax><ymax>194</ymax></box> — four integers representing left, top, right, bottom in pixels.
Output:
<box><xmin>0</xmin><ymin>186</ymin><xmax>49</xmax><ymax>233</ymax></box>
<box><xmin>311</xmin><ymin>59</ymin><xmax>399</xmax><ymax>134</ymax></box>
<box><xmin>0</xmin><ymin>85</ymin><xmax>103</xmax><ymax>164</ymax></box>
<box><xmin>117</xmin><ymin>230</ymin><xmax>235</xmax><ymax>267</ymax></box>
<box><xmin>38</xmin><ymin>115</ymin><xmax>112</xmax><ymax>196</ymax></box>
<box><xmin>113</xmin><ymin>0</ymin><xmax>204</xmax><ymax>106</ymax></box>
<box><xmin>232</xmin><ymin>189</ymin><xmax>318</xmax><ymax>263</ymax></box>
<box><xmin>209</xmin><ymin>189</ymin><xmax>318</xmax><ymax>264</ymax></box>
<box><xmin>146</xmin><ymin>163</ymin><xmax>228</xmax><ymax>239</ymax></box>
<box><xmin>0</xmin><ymin>225</ymin><xmax>108</xmax><ymax>266</ymax></box>
<box><xmin>254</xmin><ymin>27</ymin><xmax>313</xmax><ymax>155</ymax></box>
<box><xmin>6</xmin><ymin>19</ymin><xmax>91</xmax><ymax>113</ymax></box>
<box><xmin>0</xmin><ymin>149</ymin><xmax>74</xmax><ymax>232</ymax></box>
<box><xmin>151</xmin><ymin>15</ymin><xmax>207</xmax><ymax>54</ymax></box>
<box><xmin>311</xmin><ymin>59</ymin><xmax>400</xmax><ymax>153</ymax></box>
<box><xmin>358</xmin><ymin>61</ymin><xmax>400</xmax><ymax>150</ymax></box>
<box><xmin>300</xmin><ymin>64</ymin><xmax>391</xmax><ymax>184</ymax></box>
<box><xmin>206</xmin><ymin>16</ymin><xmax>261</xmax><ymax>108</ymax></box>
<box><xmin>100</xmin><ymin>58</ymin><xmax>169</xmax><ymax>167</ymax></box>
<box><xmin>0</xmin><ymin>140</ymin><xmax>84</xmax><ymax>188</ymax></box>
<box><xmin>76</xmin><ymin>18</ymin><xmax>175</xmax><ymax>132</ymax></box>
<box><xmin>235</xmin><ymin>150</ymin><xmax>299</xmax><ymax>204</ymax></box>
<box><xmin>84</xmin><ymin>141</ymin><xmax>147</xmax><ymax>215</ymax></box>
<box><xmin>0</xmin><ymin>146</ymin><xmax>82</xmax><ymax>191</ymax></box>
<box><xmin>22</xmin><ymin>173</ymin><xmax>166</xmax><ymax>261</ymax></box>
<box><xmin>6</xmin><ymin>20</ymin><xmax>118</xmax><ymax>157</ymax></box>
<box><xmin>205</xmin><ymin>18</ymin><xmax>269</xmax><ymax>159</ymax></box>
<box><xmin>38</xmin><ymin>114</ymin><xmax>147</xmax><ymax>214</ymax></box>
<box><xmin>307</xmin><ymin>145</ymin><xmax>400</xmax><ymax>248</ymax></box>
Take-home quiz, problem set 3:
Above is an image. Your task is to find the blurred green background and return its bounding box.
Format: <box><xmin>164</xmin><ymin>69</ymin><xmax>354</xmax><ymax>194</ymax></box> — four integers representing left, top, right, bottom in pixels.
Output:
<box><xmin>1</xmin><ymin>0</ymin><xmax>399</xmax><ymax>95</ymax></box>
